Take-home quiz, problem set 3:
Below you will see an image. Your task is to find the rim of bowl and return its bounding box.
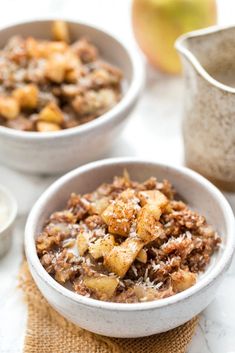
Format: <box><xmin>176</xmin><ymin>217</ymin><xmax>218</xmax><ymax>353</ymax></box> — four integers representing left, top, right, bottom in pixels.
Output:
<box><xmin>25</xmin><ymin>157</ymin><xmax>235</xmax><ymax>311</ymax></box>
<box><xmin>0</xmin><ymin>184</ymin><xmax>18</xmax><ymax>234</ymax></box>
<box><xmin>0</xmin><ymin>19</ymin><xmax>145</xmax><ymax>140</ymax></box>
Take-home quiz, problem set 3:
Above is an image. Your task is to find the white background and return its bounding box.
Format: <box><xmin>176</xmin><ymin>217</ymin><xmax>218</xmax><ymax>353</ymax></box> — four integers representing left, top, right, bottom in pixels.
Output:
<box><xmin>0</xmin><ymin>0</ymin><xmax>235</xmax><ymax>352</ymax></box>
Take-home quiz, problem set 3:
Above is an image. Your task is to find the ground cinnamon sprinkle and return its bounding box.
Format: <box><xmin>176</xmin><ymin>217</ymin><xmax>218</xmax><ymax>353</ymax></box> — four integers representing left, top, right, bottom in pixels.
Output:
<box><xmin>36</xmin><ymin>172</ymin><xmax>221</xmax><ymax>303</ymax></box>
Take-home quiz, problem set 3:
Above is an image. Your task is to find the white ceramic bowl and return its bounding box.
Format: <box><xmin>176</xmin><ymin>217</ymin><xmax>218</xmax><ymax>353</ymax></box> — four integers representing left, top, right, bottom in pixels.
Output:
<box><xmin>0</xmin><ymin>20</ymin><xmax>144</xmax><ymax>175</ymax></box>
<box><xmin>25</xmin><ymin>158</ymin><xmax>235</xmax><ymax>337</ymax></box>
<box><xmin>0</xmin><ymin>184</ymin><xmax>18</xmax><ymax>258</ymax></box>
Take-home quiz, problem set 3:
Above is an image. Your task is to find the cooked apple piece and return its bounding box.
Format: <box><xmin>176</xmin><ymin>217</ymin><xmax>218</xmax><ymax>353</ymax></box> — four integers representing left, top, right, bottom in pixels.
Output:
<box><xmin>102</xmin><ymin>200</ymin><xmax>133</xmax><ymax>236</ymax></box>
<box><xmin>101</xmin><ymin>189</ymin><xmax>139</xmax><ymax>237</ymax></box>
<box><xmin>47</xmin><ymin>41</ymin><xmax>68</xmax><ymax>54</ymax></box>
<box><xmin>137</xmin><ymin>191</ymin><xmax>168</xmax><ymax>243</ymax></box>
<box><xmin>13</xmin><ymin>84</ymin><xmax>39</xmax><ymax>109</ymax></box>
<box><xmin>171</xmin><ymin>270</ymin><xmax>196</xmax><ymax>293</ymax></box>
<box><xmin>25</xmin><ymin>37</ymin><xmax>66</xmax><ymax>58</ymax></box>
<box><xmin>90</xmin><ymin>197</ymin><xmax>110</xmax><ymax>215</ymax></box>
<box><xmin>45</xmin><ymin>52</ymin><xmax>67</xmax><ymax>83</ymax></box>
<box><xmin>63</xmin><ymin>52</ymin><xmax>80</xmax><ymax>83</ymax></box>
<box><xmin>77</xmin><ymin>231</ymin><xmax>90</xmax><ymax>256</ymax></box>
<box><xmin>83</xmin><ymin>275</ymin><xmax>119</xmax><ymax>299</ymax></box>
<box><xmin>136</xmin><ymin>248</ymin><xmax>147</xmax><ymax>263</ymax></box>
<box><xmin>118</xmin><ymin>189</ymin><xmax>138</xmax><ymax>203</ymax></box>
<box><xmin>36</xmin><ymin>121</ymin><xmax>61</xmax><ymax>132</ymax></box>
<box><xmin>89</xmin><ymin>235</ymin><xmax>115</xmax><ymax>259</ymax></box>
<box><xmin>104</xmin><ymin>237</ymin><xmax>144</xmax><ymax>277</ymax></box>
<box><xmin>138</xmin><ymin>190</ymin><xmax>168</xmax><ymax>209</ymax></box>
<box><xmin>0</xmin><ymin>97</ymin><xmax>19</xmax><ymax>119</ymax></box>
<box><xmin>39</xmin><ymin>102</ymin><xmax>64</xmax><ymax>124</ymax></box>
<box><xmin>123</xmin><ymin>168</ymin><xmax>131</xmax><ymax>184</ymax></box>
<box><xmin>136</xmin><ymin>203</ymin><xmax>163</xmax><ymax>242</ymax></box>
<box><xmin>25</xmin><ymin>37</ymin><xmax>43</xmax><ymax>58</ymax></box>
<box><xmin>52</xmin><ymin>20</ymin><xmax>70</xmax><ymax>43</ymax></box>
<box><xmin>26</xmin><ymin>38</ymin><xmax>67</xmax><ymax>58</ymax></box>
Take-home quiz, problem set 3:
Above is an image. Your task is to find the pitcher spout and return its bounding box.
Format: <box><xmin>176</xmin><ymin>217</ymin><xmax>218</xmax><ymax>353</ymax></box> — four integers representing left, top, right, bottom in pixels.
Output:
<box><xmin>175</xmin><ymin>25</ymin><xmax>235</xmax><ymax>93</ymax></box>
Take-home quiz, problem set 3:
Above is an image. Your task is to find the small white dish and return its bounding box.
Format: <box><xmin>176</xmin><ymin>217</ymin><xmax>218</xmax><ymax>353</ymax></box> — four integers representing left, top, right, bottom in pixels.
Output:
<box><xmin>0</xmin><ymin>20</ymin><xmax>144</xmax><ymax>175</ymax></box>
<box><xmin>0</xmin><ymin>185</ymin><xmax>17</xmax><ymax>258</ymax></box>
<box><xmin>25</xmin><ymin>158</ymin><xmax>235</xmax><ymax>337</ymax></box>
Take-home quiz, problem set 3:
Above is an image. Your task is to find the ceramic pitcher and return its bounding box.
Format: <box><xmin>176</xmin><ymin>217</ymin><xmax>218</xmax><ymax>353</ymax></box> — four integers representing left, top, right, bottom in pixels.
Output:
<box><xmin>176</xmin><ymin>26</ymin><xmax>235</xmax><ymax>191</ymax></box>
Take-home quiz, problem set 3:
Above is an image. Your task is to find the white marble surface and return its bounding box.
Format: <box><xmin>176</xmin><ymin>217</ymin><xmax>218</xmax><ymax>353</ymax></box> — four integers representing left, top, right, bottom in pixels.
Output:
<box><xmin>0</xmin><ymin>0</ymin><xmax>235</xmax><ymax>352</ymax></box>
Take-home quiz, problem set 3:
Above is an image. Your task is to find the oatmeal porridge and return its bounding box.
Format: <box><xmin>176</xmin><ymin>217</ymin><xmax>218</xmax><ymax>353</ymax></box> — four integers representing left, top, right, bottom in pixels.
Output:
<box><xmin>36</xmin><ymin>172</ymin><xmax>220</xmax><ymax>303</ymax></box>
<box><xmin>0</xmin><ymin>21</ymin><xmax>122</xmax><ymax>132</ymax></box>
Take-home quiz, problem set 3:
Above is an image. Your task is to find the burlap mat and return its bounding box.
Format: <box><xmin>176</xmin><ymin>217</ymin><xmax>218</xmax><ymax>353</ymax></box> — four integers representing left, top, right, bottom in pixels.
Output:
<box><xmin>19</xmin><ymin>261</ymin><xmax>199</xmax><ymax>353</ymax></box>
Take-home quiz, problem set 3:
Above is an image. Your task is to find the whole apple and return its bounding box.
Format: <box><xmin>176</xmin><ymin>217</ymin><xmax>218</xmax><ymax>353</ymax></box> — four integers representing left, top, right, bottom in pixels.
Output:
<box><xmin>132</xmin><ymin>0</ymin><xmax>217</xmax><ymax>74</ymax></box>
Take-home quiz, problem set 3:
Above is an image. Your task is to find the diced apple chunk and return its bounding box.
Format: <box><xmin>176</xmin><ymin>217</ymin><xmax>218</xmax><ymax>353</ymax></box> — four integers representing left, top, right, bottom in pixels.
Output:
<box><xmin>136</xmin><ymin>203</ymin><xmax>163</xmax><ymax>242</ymax></box>
<box><xmin>104</xmin><ymin>237</ymin><xmax>144</xmax><ymax>278</ymax></box>
<box><xmin>83</xmin><ymin>275</ymin><xmax>118</xmax><ymax>299</ymax></box>
<box><xmin>47</xmin><ymin>41</ymin><xmax>68</xmax><ymax>54</ymax></box>
<box><xmin>138</xmin><ymin>190</ymin><xmax>168</xmax><ymax>209</ymax></box>
<box><xmin>89</xmin><ymin>235</ymin><xmax>115</xmax><ymax>259</ymax></box>
<box><xmin>90</xmin><ymin>197</ymin><xmax>110</xmax><ymax>215</ymax></box>
<box><xmin>39</xmin><ymin>102</ymin><xmax>64</xmax><ymax>124</ymax></box>
<box><xmin>101</xmin><ymin>189</ymin><xmax>139</xmax><ymax>237</ymax></box>
<box><xmin>136</xmin><ymin>190</ymin><xmax>168</xmax><ymax>243</ymax></box>
<box><xmin>13</xmin><ymin>84</ymin><xmax>38</xmax><ymax>109</ymax></box>
<box><xmin>171</xmin><ymin>270</ymin><xmax>196</xmax><ymax>293</ymax></box>
<box><xmin>52</xmin><ymin>20</ymin><xmax>70</xmax><ymax>43</ymax></box>
<box><xmin>0</xmin><ymin>97</ymin><xmax>19</xmax><ymax>119</ymax></box>
<box><xmin>45</xmin><ymin>53</ymin><xmax>67</xmax><ymax>83</ymax></box>
<box><xmin>77</xmin><ymin>231</ymin><xmax>90</xmax><ymax>256</ymax></box>
<box><xmin>36</xmin><ymin>121</ymin><xmax>61</xmax><ymax>132</ymax></box>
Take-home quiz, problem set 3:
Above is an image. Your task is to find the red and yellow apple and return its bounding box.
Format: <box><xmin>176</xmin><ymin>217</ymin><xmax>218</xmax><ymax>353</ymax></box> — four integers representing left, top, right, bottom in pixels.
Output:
<box><xmin>132</xmin><ymin>0</ymin><xmax>217</xmax><ymax>74</ymax></box>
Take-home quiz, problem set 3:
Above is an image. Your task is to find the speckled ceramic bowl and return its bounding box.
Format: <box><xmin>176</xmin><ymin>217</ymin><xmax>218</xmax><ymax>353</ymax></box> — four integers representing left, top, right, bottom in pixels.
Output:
<box><xmin>0</xmin><ymin>20</ymin><xmax>144</xmax><ymax>175</ymax></box>
<box><xmin>25</xmin><ymin>158</ymin><xmax>235</xmax><ymax>338</ymax></box>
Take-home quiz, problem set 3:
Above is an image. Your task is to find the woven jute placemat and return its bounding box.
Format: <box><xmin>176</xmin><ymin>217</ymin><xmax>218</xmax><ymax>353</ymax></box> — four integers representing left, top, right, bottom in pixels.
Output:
<box><xmin>19</xmin><ymin>261</ymin><xmax>198</xmax><ymax>353</ymax></box>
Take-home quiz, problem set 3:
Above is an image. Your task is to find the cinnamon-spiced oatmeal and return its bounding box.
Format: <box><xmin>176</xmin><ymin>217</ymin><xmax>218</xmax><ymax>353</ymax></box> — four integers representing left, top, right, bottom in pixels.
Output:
<box><xmin>0</xmin><ymin>21</ymin><xmax>122</xmax><ymax>132</ymax></box>
<box><xmin>36</xmin><ymin>172</ymin><xmax>221</xmax><ymax>303</ymax></box>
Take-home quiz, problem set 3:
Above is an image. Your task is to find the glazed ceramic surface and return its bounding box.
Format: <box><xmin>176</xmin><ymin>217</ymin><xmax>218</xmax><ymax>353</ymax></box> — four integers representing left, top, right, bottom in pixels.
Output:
<box><xmin>0</xmin><ymin>185</ymin><xmax>17</xmax><ymax>258</ymax></box>
<box><xmin>0</xmin><ymin>20</ymin><xmax>144</xmax><ymax>175</ymax></box>
<box><xmin>176</xmin><ymin>26</ymin><xmax>235</xmax><ymax>191</ymax></box>
<box><xmin>25</xmin><ymin>158</ymin><xmax>235</xmax><ymax>338</ymax></box>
